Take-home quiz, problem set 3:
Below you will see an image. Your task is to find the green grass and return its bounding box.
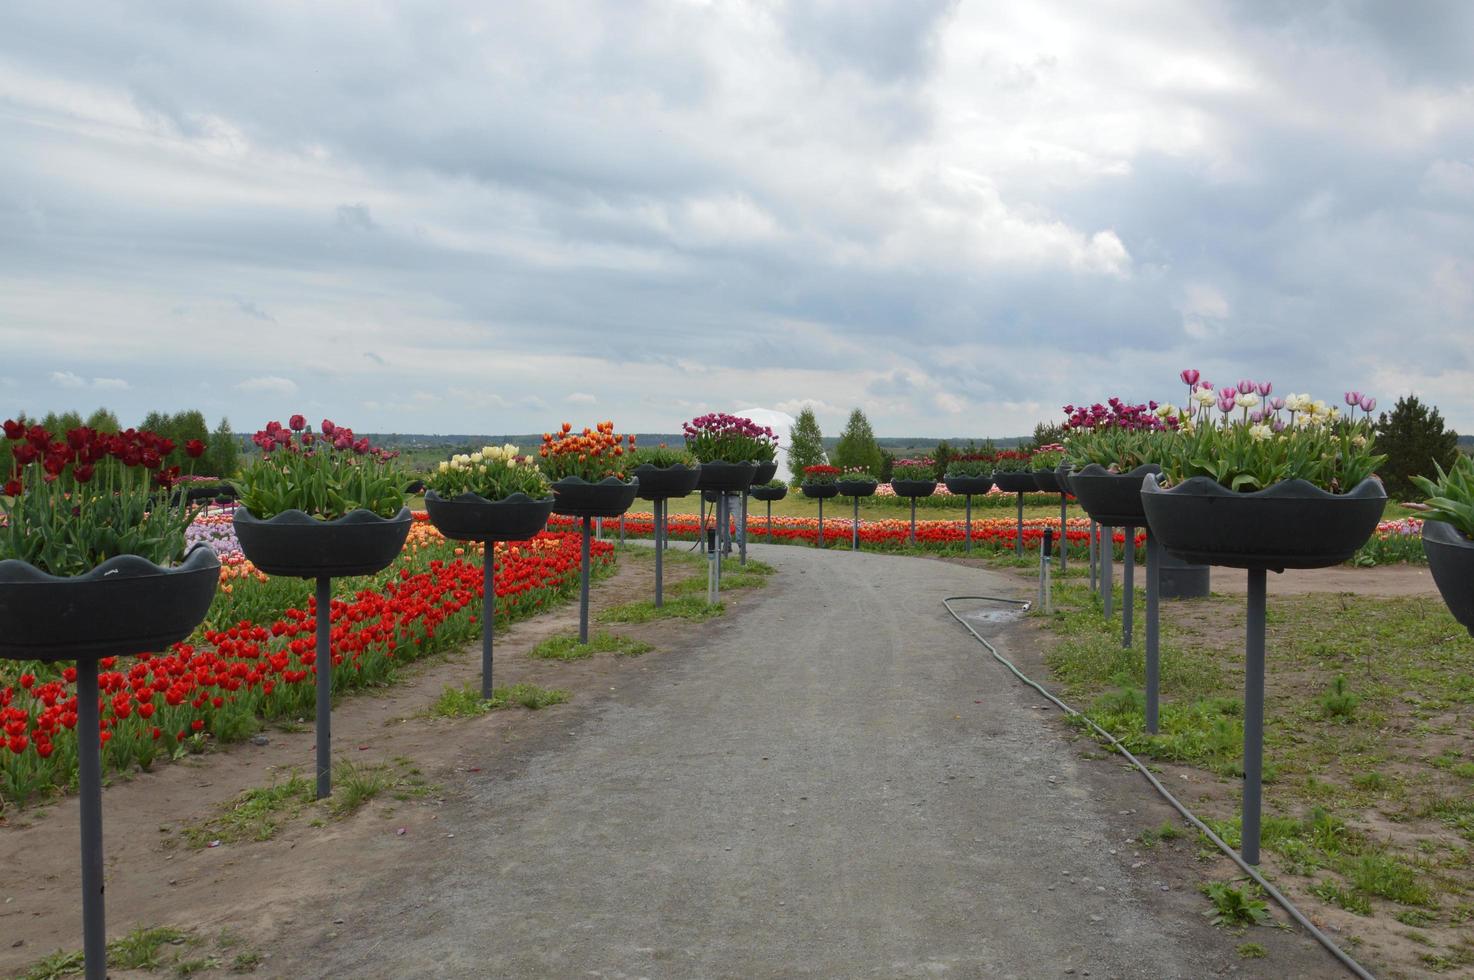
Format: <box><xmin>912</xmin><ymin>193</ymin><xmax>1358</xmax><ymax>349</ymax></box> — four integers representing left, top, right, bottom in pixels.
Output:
<box><xmin>1237</xmin><ymin>942</ymin><xmax>1267</xmax><ymax>959</ymax></box>
<box><xmin>1039</xmin><ymin>574</ymin><xmax>1474</xmax><ymax>973</ymax></box>
<box><xmin>427</xmin><ymin>682</ymin><xmax>571</xmax><ymax>717</ymax></box>
<box><xmin>1201</xmin><ymin>880</ymin><xmax>1271</xmax><ymax>927</ymax></box>
<box><xmin>528</xmin><ymin>631</ymin><xmax>653</xmax><ymax>660</ymax></box>
<box><xmin>20</xmin><ymin>925</ymin><xmax>261</xmax><ymax>980</ymax></box>
<box><xmin>326</xmin><ymin>758</ymin><xmax>434</xmax><ymax>818</ymax></box>
<box><xmin>598</xmin><ymin>595</ymin><xmax>724</xmax><ymax>623</ymax></box>
<box><xmin>180</xmin><ymin>773</ymin><xmax>315</xmax><ymax>848</ymax></box>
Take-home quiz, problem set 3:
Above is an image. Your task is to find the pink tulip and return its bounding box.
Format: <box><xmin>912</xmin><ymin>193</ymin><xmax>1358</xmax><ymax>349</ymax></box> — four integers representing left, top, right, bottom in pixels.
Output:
<box><xmin>1237</xmin><ymin>379</ymin><xmax>1254</xmax><ymax>395</ymax></box>
<box><xmin>1180</xmin><ymin>369</ymin><xmax>1200</xmax><ymax>386</ymax></box>
<box><xmin>1218</xmin><ymin>395</ymin><xmax>1236</xmax><ymax>414</ymax></box>
<box><xmin>1359</xmin><ymin>395</ymin><xmax>1376</xmax><ymax>413</ymax></box>
<box><xmin>1344</xmin><ymin>391</ymin><xmax>1361</xmax><ymax>407</ymax></box>
<box><xmin>1219</xmin><ymin>386</ymin><xmax>1237</xmax><ymax>401</ymax></box>
<box><xmin>1255</xmin><ymin>381</ymin><xmax>1272</xmax><ymax>397</ymax></box>
<box><xmin>1269</xmin><ymin>397</ymin><xmax>1285</xmax><ymax>411</ymax></box>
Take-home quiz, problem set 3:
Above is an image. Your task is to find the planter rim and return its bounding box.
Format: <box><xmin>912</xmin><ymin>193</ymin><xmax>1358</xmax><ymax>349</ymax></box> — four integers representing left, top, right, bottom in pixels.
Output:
<box><xmin>0</xmin><ymin>542</ymin><xmax>220</xmax><ymax>586</ymax></box>
<box><xmin>1423</xmin><ymin>518</ymin><xmax>1474</xmax><ymax>547</ymax></box>
<box><xmin>424</xmin><ymin>489</ymin><xmax>553</xmax><ymax>507</ymax></box>
<box><xmin>234</xmin><ymin>506</ymin><xmax>414</xmax><ymax>527</ymax></box>
<box><xmin>551</xmin><ymin>475</ymin><xmax>638</xmax><ymax>487</ymax></box>
<box><xmin>1140</xmin><ymin>473</ymin><xmax>1385</xmax><ymax>501</ymax></box>
<box><xmin>631</xmin><ymin>462</ymin><xmax>703</xmax><ymax>501</ymax></box>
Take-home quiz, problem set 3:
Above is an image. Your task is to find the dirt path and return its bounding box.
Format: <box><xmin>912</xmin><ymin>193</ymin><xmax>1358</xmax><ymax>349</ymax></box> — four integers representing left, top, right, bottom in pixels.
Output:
<box><xmin>260</xmin><ymin>543</ymin><xmax>1341</xmax><ymax>979</ymax></box>
<box><xmin>1208</xmin><ymin>562</ymin><xmax>1438</xmax><ymax>597</ymax></box>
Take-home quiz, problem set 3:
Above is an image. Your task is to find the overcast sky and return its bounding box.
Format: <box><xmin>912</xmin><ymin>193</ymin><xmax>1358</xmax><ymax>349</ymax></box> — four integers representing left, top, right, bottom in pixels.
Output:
<box><xmin>3</xmin><ymin>1</ymin><xmax>1472</xmax><ymax>438</ymax></box>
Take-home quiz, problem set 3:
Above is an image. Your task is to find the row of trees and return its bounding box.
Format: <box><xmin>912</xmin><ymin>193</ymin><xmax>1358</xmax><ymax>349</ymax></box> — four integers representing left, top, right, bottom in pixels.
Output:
<box><xmin>6</xmin><ymin>408</ymin><xmax>240</xmax><ymax>479</ymax></box>
<box><xmin>786</xmin><ymin>407</ymin><xmax>1004</xmax><ymax>484</ymax></box>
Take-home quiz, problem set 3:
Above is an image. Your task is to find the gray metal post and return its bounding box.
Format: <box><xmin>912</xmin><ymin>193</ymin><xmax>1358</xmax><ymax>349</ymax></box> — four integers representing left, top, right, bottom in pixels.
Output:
<box><xmin>1123</xmin><ymin>527</ymin><xmax>1135</xmax><ymax>648</ymax></box>
<box><xmin>315</xmin><ymin>575</ymin><xmax>333</xmax><ymax>799</ymax></box>
<box><xmin>1102</xmin><ymin>526</ymin><xmax>1113</xmax><ymax>617</ymax></box>
<box><xmin>76</xmin><ymin>657</ymin><xmax>106</xmax><ymax>980</ymax></box>
<box><xmin>852</xmin><ymin>496</ymin><xmax>859</xmax><ymax>550</ymax></box>
<box><xmin>739</xmin><ymin>492</ymin><xmax>748</xmax><ymax>565</ymax></box>
<box><xmin>1089</xmin><ymin>520</ymin><xmax>1098</xmax><ymax>592</ymax></box>
<box><xmin>618</xmin><ymin>513</ymin><xmax>624</xmax><ymax>547</ymax></box>
<box><xmin>909</xmin><ymin>497</ymin><xmax>917</xmax><ymax>546</ymax></box>
<box><xmin>654</xmin><ymin>499</ymin><xmax>665</xmax><ymax>607</ymax></box>
<box><xmin>1015</xmin><ymin>491</ymin><xmax>1024</xmax><ymax>556</ymax></box>
<box><xmin>481</xmin><ymin>548</ymin><xmax>496</xmax><ymax>699</ymax></box>
<box><xmin>818</xmin><ymin>496</ymin><xmax>825</xmax><ymax>548</ymax></box>
<box><xmin>707</xmin><ymin>526</ymin><xmax>718</xmax><ymax>603</ymax></box>
<box><xmin>714</xmin><ymin>495</ymin><xmax>724</xmax><ymax>590</ymax></box>
<box><xmin>1145</xmin><ymin>530</ymin><xmax>1160</xmax><ymax>734</ymax></box>
<box><xmin>965</xmin><ymin>495</ymin><xmax>972</xmax><ymax>553</ymax></box>
<box><xmin>579</xmin><ymin>516</ymin><xmax>591</xmax><ymax>643</ymax></box>
<box><xmin>1039</xmin><ymin>528</ymin><xmax>1053</xmax><ymax>613</ymax></box>
<box><xmin>767</xmin><ymin>499</ymin><xmax>773</xmax><ymax>539</ymax></box>
<box><xmin>698</xmin><ymin>496</ymin><xmax>706</xmax><ymax>554</ymax></box>
<box><xmin>1058</xmin><ymin>493</ymin><xmax>1068</xmax><ymax>572</ymax></box>
<box><xmin>1243</xmin><ymin>567</ymin><xmax>1268</xmax><ymax>865</ymax></box>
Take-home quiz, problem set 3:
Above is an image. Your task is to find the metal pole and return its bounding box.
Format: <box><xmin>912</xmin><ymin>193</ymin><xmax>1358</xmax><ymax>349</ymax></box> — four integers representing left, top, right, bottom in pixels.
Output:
<box><xmin>1243</xmin><ymin>567</ymin><xmax>1268</xmax><ymax>865</ymax></box>
<box><xmin>740</xmin><ymin>492</ymin><xmax>748</xmax><ymax>565</ymax></box>
<box><xmin>818</xmin><ymin>496</ymin><xmax>825</xmax><ymax>548</ymax></box>
<box><xmin>579</xmin><ymin>516</ymin><xmax>591</xmax><ymax>644</ymax></box>
<box><xmin>315</xmin><ymin>575</ymin><xmax>333</xmax><ymax>799</ymax></box>
<box><xmin>618</xmin><ymin>513</ymin><xmax>624</xmax><ymax>548</ymax></box>
<box><xmin>707</xmin><ymin>526</ymin><xmax>718</xmax><ymax>603</ymax></box>
<box><xmin>481</xmin><ymin>546</ymin><xmax>495</xmax><ymax>699</ymax></box>
<box><xmin>1145</xmin><ymin>530</ymin><xmax>1160</xmax><ymax>734</ymax></box>
<box><xmin>1102</xmin><ymin>526</ymin><xmax>1113</xmax><ymax>618</ymax></box>
<box><xmin>1039</xmin><ymin>528</ymin><xmax>1053</xmax><ymax>613</ymax></box>
<box><xmin>1089</xmin><ymin>520</ymin><xmax>1098</xmax><ymax>592</ymax></box>
<box><xmin>1123</xmin><ymin>526</ymin><xmax>1135</xmax><ymax>648</ymax></box>
<box><xmin>1014</xmin><ymin>491</ymin><xmax>1024</xmax><ymax>556</ymax></box>
<box><xmin>1058</xmin><ymin>493</ymin><xmax>1068</xmax><ymax>572</ymax></box>
<box><xmin>654</xmin><ymin>498</ymin><xmax>665</xmax><ymax>608</ymax></box>
<box><xmin>852</xmin><ymin>496</ymin><xmax>859</xmax><ymax>550</ymax></box>
<box><xmin>767</xmin><ymin>499</ymin><xmax>772</xmax><ymax>539</ymax></box>
<box><xmin>698</xmin><ymin>496</ymin><xmax>706</xmax><ymax>554</ymax></box>
<box><xmin>714</xmin><ymin>495</ymin><xmax>724</xmax><ymax>591</ymax></box>
<box><xmin>965</xmin><ymin>495</ymin><xmax>972</xmax><ymax>553</ymax></box>
<box><xmin>909</xmin><ymin>496</ymin><xmax>917</xmax><ymax>546</ymax></box>
<box><xmin>76</xmin><ymin>657</ymin><xmax>106</xmax><ymax>980</ymax></box>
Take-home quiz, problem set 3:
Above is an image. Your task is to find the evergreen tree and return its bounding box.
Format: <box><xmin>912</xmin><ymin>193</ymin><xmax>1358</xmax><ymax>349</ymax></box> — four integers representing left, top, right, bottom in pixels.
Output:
<box><xmin>878</xmin><ymin>448</ymin><xmax>896</xmax><ymax>483</ymax></box>
<box><xmin>167</xmin><ymin>410</ymin><xmax>210</xmax><ymax>474</ymax></box>
<box><xmin>1032</xmin><ymin>420</ymin><xmax>1066</xmax><ymax>449</ymax></box>
<box><xmin>787</xmin><ymin>406</ymin><xmax>826</xmax><ymax>484</ymax></box>
<box><xmin>832</xmin><ymin>408</ymin><xmax>883</xmax><ymax>475</ymax></box>
<box><xmin>206</xmin><ymin>417</ymin><xmax>240</xmax><ymax>479</ymax></box>
<box><xmin>932</xmin><ymin>439</ymin><xmax>953</xmax><ymax>479</ymax></box>
<box><xmin>1376</xmin><ymin>395</ymin><xmax>1460</xmax><ymax>500</ymax></box>
<box><xmin>139</xmin><ymin>410</ymin><xmax>170</xmax><ymax>434</ymax></box>
<box><xmin>85</xmin><ymin>407</ymin><xmax>120</xmax><ymax>432</ymax></box>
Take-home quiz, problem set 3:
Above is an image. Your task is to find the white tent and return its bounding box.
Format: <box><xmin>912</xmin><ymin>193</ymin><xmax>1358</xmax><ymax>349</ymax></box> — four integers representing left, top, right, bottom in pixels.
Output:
<box><xmin>734</xmin><ymin>407</ymin><xmax>798</xmax><ymax>479</ymax></box>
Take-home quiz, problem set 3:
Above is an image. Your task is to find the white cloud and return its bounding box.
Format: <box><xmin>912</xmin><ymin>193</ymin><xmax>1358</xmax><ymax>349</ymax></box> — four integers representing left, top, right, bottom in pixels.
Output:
<box><xmin>235</xmin><ymin>376</ymin><xmax>298</xmax><ymax>395</ymax></box>
<box><xmin>565</xmin><ymin>392</ymin><xmax>597</xmax><ymax>404</ymax></box>
<box><xmin>92</xmin><ymin>377</ymin><xmax>129</xmax><ymax>390</ymax></box>
<box><xmin>50</xmin><ymin>370</ymin><xmax>86</xmax><ymax>388</ymax></box>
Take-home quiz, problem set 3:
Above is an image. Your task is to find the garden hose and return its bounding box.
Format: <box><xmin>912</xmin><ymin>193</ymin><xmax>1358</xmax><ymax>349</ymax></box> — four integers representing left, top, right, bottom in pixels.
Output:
<box><xmin>941</xmin><ymin>595</ymin><xmax>1375</xmax><ymax>980</ymax></box>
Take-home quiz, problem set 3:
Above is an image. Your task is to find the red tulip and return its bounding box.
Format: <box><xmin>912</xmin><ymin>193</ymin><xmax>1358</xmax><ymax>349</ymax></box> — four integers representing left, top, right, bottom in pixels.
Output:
<box><xmin>185</xmin><ymin>439</ymin><xmax>206</xmax><ymax>458</ymax></box>
<box><xmin>289</xmin><ymin>414</ymin><xmax>307</xmax><ymax>431</ymax></box>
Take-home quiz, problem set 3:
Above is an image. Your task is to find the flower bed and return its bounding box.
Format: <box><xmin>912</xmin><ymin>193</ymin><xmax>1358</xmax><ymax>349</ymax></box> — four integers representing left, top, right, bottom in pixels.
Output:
<box><xmin>0</xmin><ymin>513</ymin><xmax>612</xmax><ymax>808</ymax></box>
<box><xmin>871</xmin><ymin>484</ymin><xmax>1066</xmax><ymax>508</ymax></box>
<box><xmin>556</xmin><ymin>511</ymin><xmax>1130</xmax><ymax>555</ymax></box>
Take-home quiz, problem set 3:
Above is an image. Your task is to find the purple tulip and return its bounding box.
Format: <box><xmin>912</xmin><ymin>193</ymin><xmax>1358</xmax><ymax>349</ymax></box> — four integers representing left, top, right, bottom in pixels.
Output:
<box><xmin>1360</xmin><ymin>395</ymin><xmax>1376</xmax><ymax>413</ymax></box>
<box><xmin>1180</xmin><ymin>368</ymin><xmax>1200</xmax><ymax>386</ymax></box>
<box><xmin>1272</xmin><ymin>419</ymin><xmax>1286</xmax><ymax>432</ymax></box>
<box><xmin>1219</xmin><ymin>386</ymin><xmax>1237</xmax><ymax>401</ymax></box>
<box><xmin>1218</xmin><ymin>395</ymin><xmax>1237</xmax><ymax>414</ymax></box>
<box><xmin>1345</xmin><ymin>391</ymin><xmax>1361</xmax><ymax>407</ymax></box>
<box><xmin>1250</xmin><ymin>410</ymin><xmax>1264</xmax><ymax>424</ymax></box>
<box><xmin>1269</xmin><ymin>397</ymin><xmax>1285</xmax><ymax>412</ymax></box>
<box><xmin>1238</xmin><ymin>379</ymin><xmax>1254</xmax><ymax>395</ymax></box>
<box><xmin>1255</xmin><ymin>381</ymin><xmax>1272</xmax><ymax>397</ymax></box>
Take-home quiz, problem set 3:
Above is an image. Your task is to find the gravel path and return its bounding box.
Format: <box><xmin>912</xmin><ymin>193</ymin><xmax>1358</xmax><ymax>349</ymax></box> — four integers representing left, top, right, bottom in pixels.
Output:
<box><xmin>281</xmin><ymin>543</ymin><xmax>1342</xmax><ymax>979</ymax></box>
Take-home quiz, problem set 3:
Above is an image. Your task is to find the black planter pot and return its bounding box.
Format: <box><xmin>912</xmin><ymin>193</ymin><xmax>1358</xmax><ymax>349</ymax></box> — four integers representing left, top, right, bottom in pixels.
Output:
<box><xmin>551</xmin><ymin>476</ymin><xmax>640</xmax><ymax>518</ymax></box>
<box><xmin>1033</xmin><ymin>469</ymin><xmax>1063</xmax><ymax>493</ymax></box>
<box><xmin>1423</xmin><ymin>519</ymin><xmax>1474</xmax><ymax>636</ymax></box>
<box><xmin>891</xmin><ymin>479</ymin><xmax>938</xmax><ymax>498</ymax></box>
<box><xmin>694</xmin><ymin>460</ymin><xmax>757</xmax><ymax>493</ymax></box>
<box><xmin>749</xmin><ymin>485</ymin><xmax>788</xmax><ymax>502</ymax></box>
<box><xmin>991</xmin><ymin>472</ymin><xmax>1037</xmax><ymax>493</ymax></box>
<box><xmin>633</xmin><ymin>463</ymin><xmax>702</xmax><ymax>501</ymax></box>
<box><xmin>1140</xmin><ymin>474</ymin><xmax>1386</xmax><ymax>571</ymax></box>
<box><xmin>424</xmin><ymin>490</ymin><xmax>553</xmax><ymax>542</ymax></box>
<box><xmin>234</xmin><ymin>508</ymin><xmax>413</xmax><ymax>579</ymax></box>
<box><xmin>836</xmin><ymin>479</ymin><xmax>878</xmax><ymax>497</ymax></box>
<box><xmin>751</xmin><ymin>461</ymin><xmax>778</xmax><ymax>485</ymax></box>
<box><xmin>0</xmin><ymin>545</ymin><xmax>221</xmax><ymax>662</ymax></box>
<box><xmin>1069</xmin><ymin>464</ymin><xmax>1161</xmax><ymax>526</ymax></box>
<box><xmin>802</xmin><ymin>482</ymin><xmax>840</xmax><ymax>499</ymax></box>
<box><xmin>943</xmin><ymin>474</ymin><xmax>994</xmax><ymax>496</ymax></box>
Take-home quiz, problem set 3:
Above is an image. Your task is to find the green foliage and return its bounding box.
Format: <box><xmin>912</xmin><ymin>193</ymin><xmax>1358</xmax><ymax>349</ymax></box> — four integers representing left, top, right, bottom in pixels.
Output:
<box><xmin>1032</xmin><ymin>420</ymin><xmax>1067</xmax><ymax>449</ymax></box>
<box><xmin>1318</xmin><ymin>676</ymin><xmax>1360</xmax><ymax>721</ymax></box>
<box><xmin>931</xmin><ymin>439</ymin><xmax>954</xmax><ymax>479</ymax></box>
<box><xmin>943</xmin><ymin>456</ymin><xmax>992</xmax><ymax>478</ymax></box>
<box><xmin>787</xmin><ymin>407</ymin><xmax>826</xmax><ymax>483</ymax></box>
<box><xmin>1162</xmin><ymin>416</ymin><xmax>1384</xmax><ymax>493</ymax></box>
<box><xmin>205</xmin><ymin>417</ymin><xmax>240</xmax><ymax>479</ymax></box>
<box><xmin>1412</xmin><ymin>453</ymin><xmax>1474</xmax><ymax>538</ymax></box>
<box><xmin>877</xmin><ymin>447</ymin><xmax>896</xmax><ymax>483</ymax></box>
<box><xmin>428</xmin><ymin>682</ymin><xmax>570</xmax><ymax>715</ymax></box>
<box><xmin>84</xmin><ymin>407</ymin><xmax>120</xmax><ymax>432</ymax></box>
<box><xmin>833</xmin><ymin>408</ymin><xmax>883</xmax><ymax>474</ymax></box>
<box><xmin>891</xmin><ymin>458</ymin><xmax>935</xmax><ymax>481</ymax></box>
<box><xmin>1201</xmin><ymin>880</ymin><xmax>1272</xmax><ymax>927</ymax></box>
<box><xmin>599</xmin><ymin>595</ymin><xmax>724</xmax><ymax>622</ymax></box>
<box><xmin>1378</xmin><ymin>395</ymin><xmax>1460</xmax><ymax>501</ymax></box>
<box><xmin>528</xmin><ymin>631</ymin><xmax>652</xmax><ymax>660</ymax></box>
<box><xmin>1237</xmin><ymin>942</ymin><xmax>1267</xmax><ymax>959</ymax></box>
<box><xmin>237</xmin><ymin>422</ymin><xmax>407</xmax><ymax>520</ymax></box>
<box><xmin>628</xmin><ymin>444</ymin><xmax>697</xmax><ymax>468</ymax></box>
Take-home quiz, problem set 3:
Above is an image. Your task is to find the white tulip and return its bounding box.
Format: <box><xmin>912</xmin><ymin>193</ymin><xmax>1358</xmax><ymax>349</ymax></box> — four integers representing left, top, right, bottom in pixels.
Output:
<box><xmin>1236</xmin><ymin>393</ymin><xmax>1260</xmax><ymax>410</ymax></box>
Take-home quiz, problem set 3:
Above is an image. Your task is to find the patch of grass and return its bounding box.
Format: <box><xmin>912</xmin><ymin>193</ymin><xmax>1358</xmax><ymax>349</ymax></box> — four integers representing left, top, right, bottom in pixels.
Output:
<box><xmin>180</xmin><ymin>773</ymin><xmax>314</xmax><ymax>848</ymax></box>
<box><xmin>1237</xmin><ymin>942</ymin><xmax>1267</xmax><ymax>959</ymax></box>
<box><xmin>327</xmin><ymin>758</ymin><xmax>435</xmax><ymax>817</ymax></box>
<box><xmin>231</xmin><ymin>951</ymin><xmax>263</xmax><ymax>972</ymax></box>
<box><xmin>528</xmin><ymin>631</ymin><xmax>652</xmax><ymax>661</ymax></box>
<box><xmin>21</xmin><ymin>950</ymin><xmax>84</xmax><ymax>980</ymax></box>
<box><xmin>671</xmin><ymin>565</ymin><xmax>772</xmax><ymax>594</ymax></box>
<box><xmin>1397</xmin><ymin>908</ymin><xmax>1437</xmax><ymax>927</ymax></box>
<box><xmin>1318</xmin><ymin>676</ymin><xmax>1361</xmax><ymax>721</ymax></box>
<box><xmin>173</xmin><ymin>957</ymin><xmax>220</xmax><ymax>977</ymax></box>
<box><xmin>599</xmin><ymin>595</ymin><xmax>724</xmax><ymax>623</ymax></box>
<box><xmin>1201</xmin><ymin>880</ymin><xmax>1271</xmax><ymax>928</ymax></box>
<box><xmin>1139</xmin><ymin>820</ymin><xmax>1183</xmax><ymax>847</ymax></box>
<box><xmin>1351</xmin><ymin>771</ymin><xmax>1389</xmax><ymax>792</ymax></box>
<box><xmin>1311</xmin><ymin>880</ymin><xmax>1373</xmax><ymax>915</ymax></box>
<box><xmin>427</xmin><ymin>681</ymin><xmax>572</xmax><ymax>716</ymax></box>
<box><xmin>1345</xmin><ymin>853</ymin><xmax>1433</xmax><ymax>906</ymax></box>
<box><xmin>108</xmin><ymin>925</ymin><xmax>191</xmax><ymax>970</ymax></box>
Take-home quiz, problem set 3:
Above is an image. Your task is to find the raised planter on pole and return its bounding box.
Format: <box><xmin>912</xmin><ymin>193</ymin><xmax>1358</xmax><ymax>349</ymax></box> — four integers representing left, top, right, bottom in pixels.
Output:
<box><xmin>552</xmin><ymin>476</ymin><xmax>640</xmax><ymax>642</ymax></box>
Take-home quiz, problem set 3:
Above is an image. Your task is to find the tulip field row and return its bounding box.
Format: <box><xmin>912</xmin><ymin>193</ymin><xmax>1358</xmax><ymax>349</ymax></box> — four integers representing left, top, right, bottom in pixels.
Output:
<box><xmin>0</xmin><ymin>512</ymin><xmax>613</xmax><ymax>809</ymax></box>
